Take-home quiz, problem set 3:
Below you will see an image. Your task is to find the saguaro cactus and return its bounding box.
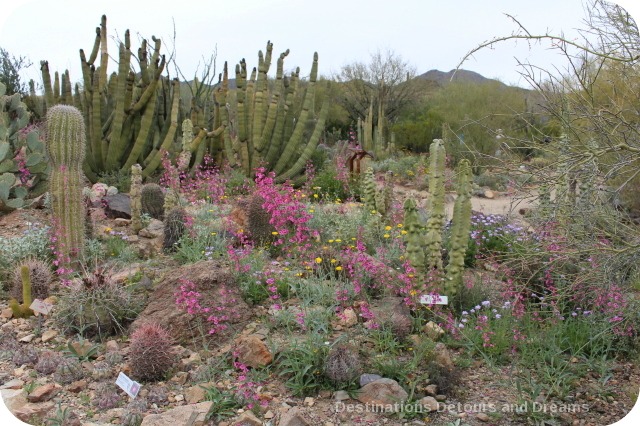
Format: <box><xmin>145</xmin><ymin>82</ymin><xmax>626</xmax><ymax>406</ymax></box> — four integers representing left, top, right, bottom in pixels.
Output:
<box><xmin>46</xmin><ymin>105</ymin><xmax>86</xmax><ymax>267</ymax></box>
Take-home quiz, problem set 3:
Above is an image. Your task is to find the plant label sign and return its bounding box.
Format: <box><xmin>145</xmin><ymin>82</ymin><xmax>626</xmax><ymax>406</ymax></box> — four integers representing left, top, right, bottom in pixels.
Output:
<box><xmin>419</xmin><ymin>295</ymin><xmax>449</xmax><ymax>305</ymax></box>
<box><xmin>115</xmin><ymin>372</ymin><xmax>141</xmax><ymax>398</ymax></box>
<box><xmin>29</xmin><ymin>299</ymin><xmax>53</xmax><ymax>315</ymax></box>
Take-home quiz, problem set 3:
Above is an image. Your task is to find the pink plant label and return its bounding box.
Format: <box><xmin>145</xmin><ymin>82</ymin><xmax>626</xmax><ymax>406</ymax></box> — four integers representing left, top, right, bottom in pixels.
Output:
<box><xmin>29</xmin><ymin>299</ymin><xmax>53</xmax><ymax>315</ymax></box>
<box><xmin>419</xmin><ymin>295</ymin><xmax>449</xmax><ymax>305</ymax></box>
<box><xmin>115</xmin><ymin>372</ymin><xmax>141</xmax><ymax>398</ymax></box>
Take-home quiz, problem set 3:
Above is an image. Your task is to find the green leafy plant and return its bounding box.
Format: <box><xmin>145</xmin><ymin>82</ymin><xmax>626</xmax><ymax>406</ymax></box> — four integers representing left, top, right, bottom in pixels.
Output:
<box><xmin>203</xmin><ymin>386</ymin><xmax>243</xmax><ymax>422</ymax></box>
<box><xmin>276</xmin><ymin>333</ymin><xmax>332</xmax><ymax>396</ymax></box>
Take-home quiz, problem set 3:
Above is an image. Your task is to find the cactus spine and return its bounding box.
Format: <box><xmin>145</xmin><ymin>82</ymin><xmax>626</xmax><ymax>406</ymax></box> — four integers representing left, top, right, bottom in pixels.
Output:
<box><xmin>46</xmin><ymin>105</ymin><xmax>86</xmax><ymax>267</ymax></box>
<box><xmin>425</xmin><ymin>140</ymin><xmax>446</xmax><ymax>271</ymax></box>
<box><xmin>8</xmin><ymin>265</ymin><xmax>35</xmax><ymax>318</ymax></box>
<box><xmin>130</xmin><ymin>164</ymin><xmax>143</xmax><ymax>233</ymax></box>
<box><xmin>444</xmin><ymin>159</ymin><xmax>472</xmax><ymax>296</ymax></box>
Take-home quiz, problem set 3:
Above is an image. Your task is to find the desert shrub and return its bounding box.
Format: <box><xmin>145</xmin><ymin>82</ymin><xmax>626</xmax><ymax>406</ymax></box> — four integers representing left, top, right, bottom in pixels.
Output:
<box><xmin>276</xmin><ymin>333</ymin><xmax>332</xmax><ymax>396</ymax></box>
<box><xmin>0</xmin><ymin>224</ymin><xmax>50</xmax><ymax>285</ymax></box>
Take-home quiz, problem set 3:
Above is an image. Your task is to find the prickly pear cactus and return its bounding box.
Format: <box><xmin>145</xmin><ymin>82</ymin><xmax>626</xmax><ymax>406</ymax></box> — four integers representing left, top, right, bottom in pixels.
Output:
<box><xmin>0</xmin><ymin>82</ymin><xmax>50</xmax><ymax>211</ymax></box>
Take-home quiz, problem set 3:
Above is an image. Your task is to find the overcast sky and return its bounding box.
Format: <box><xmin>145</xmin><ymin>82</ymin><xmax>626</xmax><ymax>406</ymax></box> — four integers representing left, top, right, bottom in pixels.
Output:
<box><xmin>1</xmin><ymin>0</ymin><xmax>639</xmax><ymax>89</ymax></box>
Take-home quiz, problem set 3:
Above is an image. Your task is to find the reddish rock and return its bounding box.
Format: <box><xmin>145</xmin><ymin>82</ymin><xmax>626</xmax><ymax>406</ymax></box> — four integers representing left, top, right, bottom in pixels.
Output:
<box><xmin>27</xmin><ymin>383</ymin><xmax>59</xmax><ymax>403</ymax></box>
<box><xmin>234</xmin><ymin>335</ymin><xmax>273</xmax><ymax>368</ymax></box>
<box><xmin>131</xmin><ymin>260</ymin><xmax>252</xmax><ymax>345</ymax></box>
<box><xmin>13</xmin><ymin>401</ymin><xmax>55</xmax><ymax>422</ymax></box>
<box><xmin>231</xmin><ymin>410</ymin><xmax>262</xmax><ymax>425</ymax></box>
<box><xmin>67</xmin><ymin>380</ymin><xmax>88</xmax><ymax>393</ymax></box>
<box><xmin>356</xmin><ymin>378</ymin><xmax>408</xmax><ymax>409</ymax></box>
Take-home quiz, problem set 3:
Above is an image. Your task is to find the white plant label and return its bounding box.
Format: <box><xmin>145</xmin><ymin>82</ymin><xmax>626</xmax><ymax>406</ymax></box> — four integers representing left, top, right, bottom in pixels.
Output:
<box><xmin>115</xmin><ymin>371</ymin><xmax>141</xmax><ymax>398</ymax></box>
<box><xmin>420</xmin><ymin>295</ymin><xmax>449</xmax><ymax>305</ymax></box>
<box><xmin>29</xmin><ymin>299</ymin><xmax>53</xmax><ymax>315</ymax></box>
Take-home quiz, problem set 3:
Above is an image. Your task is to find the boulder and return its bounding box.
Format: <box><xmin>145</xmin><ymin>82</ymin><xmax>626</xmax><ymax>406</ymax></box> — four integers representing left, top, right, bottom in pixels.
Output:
<box><xmin>356</xmin><ymin>378</ymin><xmax>408</xmax><ymax>409</ymax></box>
<box><xmin>13</xmin><ymin>401</ymin><xmax>55</xmax><ymax>422</ymax></box>
<box><xmin>234</xmin><ymin>335</ymin><xmax>273</xmax><ymax>368</ymax></box>
<box><xmin>131</xmin><ymin>260</ymin><xmax>252</xmax><ymax>345</ymax></box>
<box><xmin>103</xmin><ymin>193</ymin><xmax>131</xmax><ymax>219</ymax></box>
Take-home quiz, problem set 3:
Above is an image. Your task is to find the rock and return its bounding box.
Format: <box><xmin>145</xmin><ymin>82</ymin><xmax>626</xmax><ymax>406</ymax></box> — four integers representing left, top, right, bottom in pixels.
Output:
<box><xmin>356</xmin><ymin>378</ymin><xmax>408</xmax><ymax>409</ymax></box>
<box><xmin>19</xmin><ymin>334</ymin><xmax>35</xmax><ymax>343</ymax></box>
<box><xmin>110</xmin><ymin>265</ymin><xmax>142</xmax><ymax>284</ymax></box>
<box><xmin>67</xmin><ymin>380</ymin><xmax>87</xmax><ymax>393</ymax></box>
<box><xmin>279</xmin><ymin>407</ymin><xmax>311</xmax><ymax>426</ymax></box>
<box><xmin>41</xmin><ymin>330</ymin><xmax>58</xmax><ymax>343</ymax></box>
<box><xmin>185</xmin><ymin>385</ymin><xmax>207</xmax><ymax>404</ymax></box>
<box><xmin>418</xmin><ymin>396</ymin><xmax>439</xmax><ymax>412</ymax></box>
<box><xmin>1</xmin><ymin>388</ymin><xmax>27</xmax><ymax>412</ymax></box>
<box><xmin>231</xmin><ymin>410</ymin><xmax>261</xmax><ymax>425</ymax></box>
<box><xmin>425</xmin><ymin>384</ymin><xmax>438</xmax><ymax>396</ymax></box>
<box><xmin>131</xmin><ymin>260</ymin><xmax>252</xmax><ymax>345</ymax></box>
<box><xmin>1</xmin><ymin>308</ymin><xmax>13</xmax><ymax>319</ymax></box>
<box><xmin>0</xmin><ymin>379</ymin><xmax>24</xmax><ymax>390</ymax></box>
<box><xmin>114</xmin><ymin>218</ymin><xmax>131</xmax><ymax>227</ymax></box>
<box><xmin>359</xmin><ymin>373</ymin><xmax>382</xmax><ymax>387</ymax></box>
<box><xmin>435</xmin><ymin>394</ymin><xmax>447</xmax><ymax>401</ymax></box>
<box><xmin>105</xmin><ymin>340</ymin><xmax>119</xmax><ymax>352</ymax></box>
<box><xmin>476</xmin><ymin>412</ymin><xmax>490</xmax><ymax>422</ymax></box>
<box><xmin>140</xmin><ymin>401</ymin><xmax>213</xmax><ymax>426</ymax></box>
<box><xmin>482</xmin><ymin>190</ymin><xmax>495</xmax><ymax>199</ymax></box>
<box><xmin>234</xmin><ymin>335</ymin><xmax>273</xmax><ymax>368</ymax></box>
<box><xmin>27</xmin><ymin>383</ymin><xmax>59</xmax><ymax>403</ymax></box>
<box><xmin>174</xmin><ymin>394</ymin><xmax>184</xmax><ymax>402</ymax></box>
<box><xmin>303</xmin><ymin>397</ymin><xmax>314</xmax><ymax>407</ymax></box>
<box><xmin>337</xmin><ymin>308</ymin><xmax>358</xmax><ymax>328</ymax></box>
<box><xmin>170</xmin><ymin>372</ymin><xmax>189</xmax><ymax>385</ymax></box>
<box><xmin>139</xmin><ymin>219</ymin><xmax>164</xmax><ymax>239</ymax></box>
<box><xmin>423</xmin><ymin>321</ymin><xmax>444</xmax><ymax>341</ymax></box>
<box><xmin>264</xmin><ymin>410</ymin><xmax>275</xmax><ymax>419</ymax></box>
<box><xmin>103</xmin><ymin>193</ymin><xmax>131</xmax><ymax>219</ymax></box>
<box><xmin>13</xmin><ymin>401</ymin><xmax>55</xmax><ymax>422</ymax></box>
<box><xmin>333</xmin><ymin>391</ymin><xmax>350</xmax><ymax>401</ymax></box>
<box><xmin>434</xmin><ymin>343</ymin><xmax>455</xmax><ymax>371</ymax></box>
<box><xmin>370</xmin><ymin>297</ymin><xmax>413</xmax><ymax>338</ymax></box>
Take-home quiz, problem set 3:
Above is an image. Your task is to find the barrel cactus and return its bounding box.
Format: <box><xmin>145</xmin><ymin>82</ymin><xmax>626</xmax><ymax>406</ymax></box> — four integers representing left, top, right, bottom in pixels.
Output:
<box><xmin>324</xmin><ymin>343</ymin><xmax>361</xmax><ymax>384</ymax></box>
<box><xmin>45</xmin><ymin>105</ymin><xmax>86</xmax><ymax>267</ymax></box>
<box><xmin>163</xmin><ymin>207</ymin><xmax>186</xmax><ymax>251</ymax></box>
<box><xmin>129</xmin><ymin>322</ymin><xmax>175</xmax><ymax>382</ymax></box>
<box><xmin>141</xmin><ymin>183</ymin><xmax>165</xmax><ymax>220</ymax></box>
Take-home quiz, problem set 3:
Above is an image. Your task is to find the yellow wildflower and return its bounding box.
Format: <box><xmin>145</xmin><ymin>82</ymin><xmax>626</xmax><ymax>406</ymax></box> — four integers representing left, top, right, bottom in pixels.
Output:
<box><xmin>335</xmin><ymin>266</ymin><xmax>343</xmax><ymax>271</ymax></box>
<box><xmin>383</xmin><ymin>234</ymin><xmax>390</xmax><ymax>238</ymax></box>
<box><xmin>272</xmin><ymin>231</ymin><xmax>279</xmax><ymax>235</ymax></box>
<box><xmin>330</xmin><ymin>259</ymin><xmax>337</xmax><ymax>264</ymax></box>
<box><xmin>385</xmin><ymin>225</ymin><xmax>392</xmax><ymax>231</ymax></box>
<box><xmin>315</xmin><ymin>257</ymin><xmax>323</xmax><ymax>264</ymax></box>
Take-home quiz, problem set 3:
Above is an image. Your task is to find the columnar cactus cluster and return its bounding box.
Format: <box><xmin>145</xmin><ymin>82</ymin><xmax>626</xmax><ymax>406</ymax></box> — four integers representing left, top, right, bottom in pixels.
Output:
<box><xmin>46</xmin><ymin>105</ymin><xmax>86</xmax><ymax>267</ymax></box>
<box><xmin>403</xmin><ymin>141</ymin><xmax>472</xmax><ymax>296</ymax></box>
<box><xmin>363</xmin><ymin>168</ymin><xmax>394</xmax><ymax>216</ymax></box>
<box><xmin>425</xmin><ymin>139</ymin><xmax>447</xmax><ymax>271</ymax></box>
<box><xmin>362</xmin><ymin>167</ymin><xmax>377</xmax><ymax>212</ymax></box>
<box><xmin>444</xmin><ymin>159</ymin><xmax>473</xmax><ymax>296</ymax></box>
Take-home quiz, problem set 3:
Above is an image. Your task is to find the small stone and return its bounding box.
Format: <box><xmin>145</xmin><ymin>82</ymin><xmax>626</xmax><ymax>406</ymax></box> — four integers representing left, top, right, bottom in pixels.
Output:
<box><xmin>140</xmin><ymin>401</ymin><xmax>213</xmax><ymax>426</ymax></box>
<box><xmin>435</xmin><ymin>394</ymin><xmax>447</xmax><ymax>401</ymax></box>
<box><xmin>106</xmin><ymin>340</ymin><xmax>119</xmax><ymax>352</ymax></box>
<box><xmin>419</xmin><ymin>396</ymin><xmax>439</xmax><ymax>412</ymax></box>
<box><xmin>14</xmin><ymin>401</ymin><xmax>55</xmax><ymax>422</ymax></box>
<box><xmin>476</xmin><ymin>412</ymin><xmax>490</xmax><ymax>422</ymax></box>
<box><xmin>338</xmin><ymin>308</ymin><xmax>358</xmax><ymax>327</ymax></box>
<box><xmin>1</xmin><ymin>308</ymin><xmax>13</xmax><ymax>319</ymax></box>
<box><xmin>356</xmin><ymin>378</ymin><xmax>408</xmax><ymax>409</ymax></box>
<box><xmin>114</xmin><ymin>218</ymin><xmax>131</xmax><ymax>227</ymax></box>
<box><xmin>434</xmin><ymin>343</ymin><xmax>454</xmax><ymax>371</ymax></box>
<box><xmin>425</xmin><ymin>384</ymin><xmax>438</xmax><ymax>396</ymax></box>
<box><xmin>0</xmin><ymin>388</ymin><xmax>27</xmax><ymax>412</ymax></box>
<box><xmin>185</xmin><ymin>385</ymin><xmax>207</xmax><ymax>404</ymax></box>
<box><xmin>232</xmin><ymin>410</ymin><xmax>261</xmax><ymax>426</ymax></box>
<box><xmin>27</xmin><ymin>383</ymin><xmax>59</xmax><ymax>403</ymax></box>
<box><xmin>304</xmin><ymin>397</ymin><xmax>315</xmax><ymax>407</ymax></box>
<box><xmin>0</xmin><ymin>379</ymin><xmax>24</xmax><ymax>390</ymax></box>
<box><xmin>174</xmin><ymin>394</ymin><xmax>184</xmax><ymax>402</ymax></box>
<box><xmin>19</xmin><ymin>334</ymin><xmax>35</xmax><ymax>343</ymax></box>
<box><xmin>359</xmin><ymin>373</ymin><xmax>382</xmax><ymax>387</ymax></box>
<box><xmin>264</xmin><ymin>410</ymin><xmax>275</xmax><ymax>419</ymax></box>
<box><xmin>170</xmin><ymin>371</ymin><xmax>189</xmax><ymax>385</ymax></box>
<box><xmin>41</xmin><ymin>330</ymin><xmax>58</xmax><ymax>343</ymax></box>
<box><xmin>279</xmin><ymin>407</ymin><xmax>311</xmax><ymax>426</ymax></box>
<box><xmin>333</xmin><ymin>391</ymin><xmax>350</xmax><ymax>401</ymax></box>
<box><xmin>423</xmin><ymin>321</ymin><xmax>444</xmax><ymax>341</ymax></box>
<box><xmin>234</xmin><ymin>335</ymin><xmax>273</xmax><ymax>368</ymax></box>
<box><xmin>67</xmin><ymin>380</ymin><xmax>87</xmax><ymax>393</ymax></box>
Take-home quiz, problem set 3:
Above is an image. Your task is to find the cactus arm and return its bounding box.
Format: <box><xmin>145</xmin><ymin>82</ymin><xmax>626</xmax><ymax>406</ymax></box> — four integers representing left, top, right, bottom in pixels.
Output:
<box><xmin>121</xmin><ymin>89</ymin><xmax>158</xmax><ymax>172</ymax></box>
<box><xmin>142</xmin><ymin>79</ymin><xmax>180</xmax><ymax>178</ymax></box>
<box><xmin>273</xmin><ymin>53</ymin><xmax>319</xmax><ymax>175</ymax></box>
<box><xmin>105</xmin><ymin>33</ymin><xmax>132</xmax><ymax>171</ymax></box>
<box><xmin>445</xmin><ymin>159</ymin><xmax>472</xmax><ymax>296</ymax></box>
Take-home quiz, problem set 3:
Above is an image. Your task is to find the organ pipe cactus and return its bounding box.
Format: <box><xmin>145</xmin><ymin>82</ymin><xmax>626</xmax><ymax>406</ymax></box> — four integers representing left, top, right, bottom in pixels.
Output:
<box><xmin>444</xmin><ymin>159</ymin><xmax>472</xmax><ymax>296</ymax></box>
<box><xmin>403</xmin><ymin>198</ymin><xmax>426</xmax><ymax>271</ymax></box>
<box><xmin>425</xmin><ymin>140</ymin><xmax>446</xmax><ymax>271</ymax></box>
<box><xmin>362</xmin><ymin>167</ymin><xmax>376</xmax><ymax>212</ymax></box>
<box><xmin>46</xmin><ymin>105</ymin><xmax>86</xmax><ymax>267</ymax></box>
<box><xmin>217</xmin><ymin>42</ymin><xmax>329</xmax><ymax>182</ymax></box>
